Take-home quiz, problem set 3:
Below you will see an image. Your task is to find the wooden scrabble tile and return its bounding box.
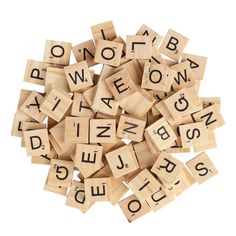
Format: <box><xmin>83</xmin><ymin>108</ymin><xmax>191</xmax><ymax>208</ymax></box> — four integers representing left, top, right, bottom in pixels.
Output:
<box><xmin>181</xmin><ymin>53</ymin><xmax>207</xmax><ymax>80</ymax></box>
<box><xmin>11</xmin><ymin>110</ymin><xmax>35</xmax><ymax>137</ymax></box>
<box><xmin>128</xmin><ymin>168</ymin><xmax>162</xmax><ymax>201</ymax></box>
<box><xmin>151</xmin><ymin>151</ymin><xmax>184</xmax><ymax>183</ymax></box>
<box><xmin>192</xmin><ymin>104</ymin><xmax>225</xmax><ymax>129</ymax></box>
<box><xmin>194</xmin><ymin>130</ymin><xmax>216</xmax><ymax>152</ymax></box>
<box><xmin>159</xmin><ymin>29</ymin><xmax>188</xmax><ymax>61</ymax></box>
<box><xmin>100</xmin><ymin>138</ymin><xmax>125</xmax><ymax>154</ymax></box>
<box><xmin>136</xmin><ymin>24</ymin><xmax>163</xmax><ymax>47</ymax></box>
<box><xmin>149</xmin><ymin>47</ymin><xmax>166</xmax><ymax>65</ymax></box>
<box><xmin>133</xmin><ymin>141</ymin><xmax>158</xmax><ymax>169</ymax></box>
<box><xmin>44</xmin><ymin>174</ymin><xmax>68</xmax><ymax>196</ymax></box>
<box><xmin>163</xmin><ymin>87</ymin><xmax>199</xmax><ymax>121</ymax></box>
<box><xmin>84</xmin><ymin>177</ymin><xmax>111</xmax><ymax>202</ymax></box>
<box><xmin>186</xmin><ymin>152</ymin><xmax>218</xmax><ymax>184</ymax></box>
<box><xmin>91</xmin><ymin>80</ymin><xmax>119</xmax><ymax>116</ymax></box>
<box><xmin>64</xmin><ymin>61</ymin><xmax>93</xmax><ymax>92</ymax></box>
<box><xmin>48</xmin><ymin>159</ymin><xmax>73</xmax><ymax>187</ymax></box>
<box><xmin>64</xmin><ymin>116</ymin><xmax>89</xmax><ymax>144</ymax></box>
<box><xmin>90</xmin><ymin>119</ymin><xmax>116</xmax><ymax>143</ymax></box>
<box><xmin>83</xmin><ymin>85</ymin><xmax>97</xmax><ymax>107</ymax></box>
<box><xmin>119</xmin><ymin>194</ymin><xmax>151</xmax><ymax>222</ymax></box>
<box><xmin>161</xmin><ymin>166</ymin><xmax>195</xmax><ymax>196</ymax></box>
<box><xmin>71</xmin><ymin>93</ymin><xmax>95</xmax><ymax>117</ymax></box>
<box><xmin>24</xmin><ymin>129</ymin><xmax>50</xmax><ymax>156</ymax></box>
<box><xmin>21</xmin><ymin>121</ymin><xmax>46</xmax><ymax>147</ymax></box>
<box><xmin>40</xmin><ymin>88</ymin><xmax>72</xmax><ymax>122</ymax></box>
<box><xmin>43</xmin><ymin>40</ymin><xmax>72</xmax><ymax>66</ymax></box>
<box><xmin>110</xmin><ymin>178</ymin><xmax>129</xmax><ymax>205</ymax></box>
<box><xmin>105</xmin><ymin>144</ymin><xmax>139</xmax><ymax>178</ymax></box>
<box><xmin>117</xmin><ymin>114</ymin><xmax>146</xmax><ymax>142</ymax></box>
<box><xmin>126</xmin><ymin>35</ymin><xmax>152</xmax><ymax>59</ymax></box>
<box><xmin>145</xmin><ymin>185</ymin><xmax>174</xmax><ymax>212</ymax></box>
<box><xmin>141</xmin><ymin>62</ymin><xmax>175</xmax><ymax>92</ymax></box>
<box><xmin>119</xmin><ymin>87</ymin><xmax>155</xmax><ymax>118</ymax></box>
<box><xmin>72</xmin><ymin>39</ymin><xmax>97</xmax><ymax>67</ymax></box>
<box><xmin>94</xmin><ymin>40</ymin><xmax>123</xmax><ymax>67</ymax></box>
<box><xmin>105</xmin><ymin>69</ymin><xmax>137</xmax><ymax>101</ymax></box>
<box><xmin>75</xmin><ymin>144</ymin><xmax>103</xmax><ymax>178</ymax></box>
<box><xmin>179</xmin><ymin>122</ymin><xmax>209</xmax><ymax>148</ymax></box>
<box><xmin>66</xmin><ymin>181</ymin><xmax>91</xmax><ymax>213</ymax></box>
<box><xmin>44</xmin><ymin>67</ymin><xmax>70</xmax><ymax>93</ymax></box>
<box><xmin>145</xmin><ymin>117</ymin><xmax>177</xmax><ymax>151</ymax></box>
<box><xmin>91</xmin><ymin>21</ymin><xmax>117</xmax><ymax>44</ymax></box>
<box><xmin>170</xmin><ymin>61</ymin><xmax>196</xmax><ymax>91</ymax></box>
<box><xmin>24</xmin><ymin>60</ymin><xmax>51</xmax><ymax>86</ymax></box>
<box><xmin>20</xmin><ymin>91</ymin><xmax>46</xmax><ymax>123</ymax></box>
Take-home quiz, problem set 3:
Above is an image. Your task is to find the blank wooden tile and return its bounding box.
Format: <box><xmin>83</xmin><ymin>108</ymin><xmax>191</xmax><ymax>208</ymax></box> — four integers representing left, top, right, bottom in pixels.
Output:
<box><xmin>91</xmin><ymin>80</ymin><xmax>119</xmax><ymax>116</ymax></box>
<box><xmin>24</xmin><ymin>60</ymin><xmax>51</xmax><ymax>86</ymax></box>
<box><xmin>179</xmin><ymin>122</ymin><xmax>209</xmax><ymax>148</ymax></box>
<box><xmin>84</xmin><ymin>177</ymin><xmax>111</xmax><ymax>202</ymax></box>
<box><xmin>64</xmin><ymin>116</ymin><xmax>89</xmax><ymax>144</ymax></box>
<box><xmin>119</xmin><ymin>87</ymin><xmax>155</xmax><ymax>118</ymax></box>
<box><xmin>94</xmin><ymin>39</ymin><xmax>123</xmax><ymax>67</ymax></box>
<box><xmin>192</xmin><ymin>104</ymin><xmax>225</xmax><ymax>130</ymax></box>
<box><xmin>71</xmin><ymin>93</ymin><xmax>95</xmax><ymax>117</ymax></box>
<box><xmin>145</xmin><ymin>117</ymin><xmax>177</xmax><ymax>151</ymax></box>
<box><xmin>75</xmin><ymin>144</ymin><xmax>103</xmax><ymax>178</ymax></box>
<box><xmin>119</xmin><ymin>194</ymin><xmax>151</xmax><ymax>222</ymax></box>
<box><xmin>136</xmin><ymin>24</ymin><xmax>163</xmax><ymax>47</ymax></box>
<box><xmin>186</xmin><ymin>152</ymin><xmax>218</xmax><ymax>184</ymax></box>
<box><xmin>159</xmin><ymin>29</ymin><xmax>188</xmax><ymax>61</ymax></box>
<box><xmin>20</xmin><ymin>91</ymin><xmax>46</xmax><ymax>123</ymax></box>
<box><xmin>64</xmin><ymin>61</ymin><xmax>93</xmax><ymax>92</ymax></box>
<box><xmin>48</xmin><ymin>159</ymin><xmax>74</xmax><ymax>187</ymax></box>
<box><xmin>117</xmin><ymin>114</ymin><xmax>146</xmax><ymax>142</ymax></box>
<box><xmin>141</xmin><ymin>62</ymin><xmax>175</xmax><ymax>92</ymax></box>
<box><xmin>91</xmin><ymin>21</ymin><xmax>117</xmax><ymax>44</ymax></box>
<box><xmin>126</xmin><ymin>35</ymin><xmax>152</xmax><ymax>59</ymax></box>
<box><xmin>43</xmin><ymin>40</ymin><xmax>72</xmax><ymax>66</ymax></box>
<box><xmin>105</xmin><ymin>69</ymin><xmax>137</xmax><ymax>101</ymax></box>
<box><xmin>105</xmin><ymin>144</ymin><xmax>139</xmax><ymax>178</ymax></box>
<box><xmin>151</xmin><ymin>151</ymin><xmax>184</xmax><ymax>183</ymax></box>
<box><xmin>66</xmin><ymin>181</ymin><xmax>92</xmax><ymax>213</ymax></box>
<box><xmin>170</xmin><ymin>61</ymin><xmax>196</xmax><ymax>91</ymax></box>
<box><xmin>110</xmin><ymin>178</ymin><xmax>129</xmax><ymax>205</ymax></box>
<box><xmin>40</xmin><ymin>88</ymin><xmax>72</xmax><ymax>122</ymax></box>
<box><xmin>133</xmin><ymin>141</ymin><xmax>158</xmax><ymax>169</ymax></box>
<box><xmin>44</xmin><ymin>67</ymin><xmax>70</xmax><ymax>93</ymax></box>
<box><xmin>145</xmin><ymin>185</ymin><xmax>174</xmax><ymax>212</ymax></box>
<box><xmin>128</xmin><ymin>168</ymin><xmax>162</xmax><ymax>201</ymax></box>
<box><xmin>24</xmin><ymin>129</ymin><xmax>50</xmax><ymax>156</ymax></box>
<box><xmin>181</xmin><ymin>53</ymin><xmax>207</xmax><ymax>80</ymax></box>
<box><xmin>90</xmin><ymin>119</ymin><xmax>116</xmax><ymax>143</ymax></box>
<box><xmin>163</xmin><ymin>87</ymin><xmax>199</xmax><ymax>121</ymax></box>
<box><xmin>72</xmin><ymin>39</ymin><xmax>97</xmax><ymax>67</ymax></box>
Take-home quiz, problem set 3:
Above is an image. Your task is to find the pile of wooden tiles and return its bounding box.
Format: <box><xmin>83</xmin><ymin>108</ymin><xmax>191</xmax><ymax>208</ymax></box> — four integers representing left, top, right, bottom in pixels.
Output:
<box><xmin>11</xmin><ymin>21</ymin><xmax>224</xmax><ymax>222</ymax></box>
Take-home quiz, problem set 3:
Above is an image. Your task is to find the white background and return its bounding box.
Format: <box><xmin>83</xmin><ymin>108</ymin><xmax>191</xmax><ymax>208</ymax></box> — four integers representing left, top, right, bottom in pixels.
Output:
<box><xmin>0</xmin><ymin>0</ymin><xmax>235</xmax><ymax>235</ymax></box>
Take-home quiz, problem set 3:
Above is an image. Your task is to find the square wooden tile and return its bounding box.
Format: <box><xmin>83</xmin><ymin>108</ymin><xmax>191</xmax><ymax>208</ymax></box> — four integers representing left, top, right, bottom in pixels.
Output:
<box><xmin>24</xmin><ymin>128</ymin><xmax>50</xmax><ymax>156</ymax></box>
<box><xmin>105</xmin><ymin>144</ymin><xmax>139</xmax><ymax>178</ymax></box>
<box><xmin>75</xmin><ymin>144</ymin><xmax>103</xmax><ymax>178</ymax></box>
<box><xmin>151</xmin><ymin>151</ymin><xmax>184</xmax><ymax>183</ymax></box>
<box><xmin>43</xmin><ymin>40</ymin><xmax>72</xmax><ymax>66</ymax></box>
<box><xmin>117</xmin><ymin>114</ymin><xmax>146</xmax><ymax>142</ymax></box>
<box><xmin>186</xmin><ymin>152</ymin><xmax>218</xmax><ymax>184</ymax></box>
<box><xmin>159</xmin><ymin>29</ymin><xmax>188</xmax><ymax>61</ymax></box>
